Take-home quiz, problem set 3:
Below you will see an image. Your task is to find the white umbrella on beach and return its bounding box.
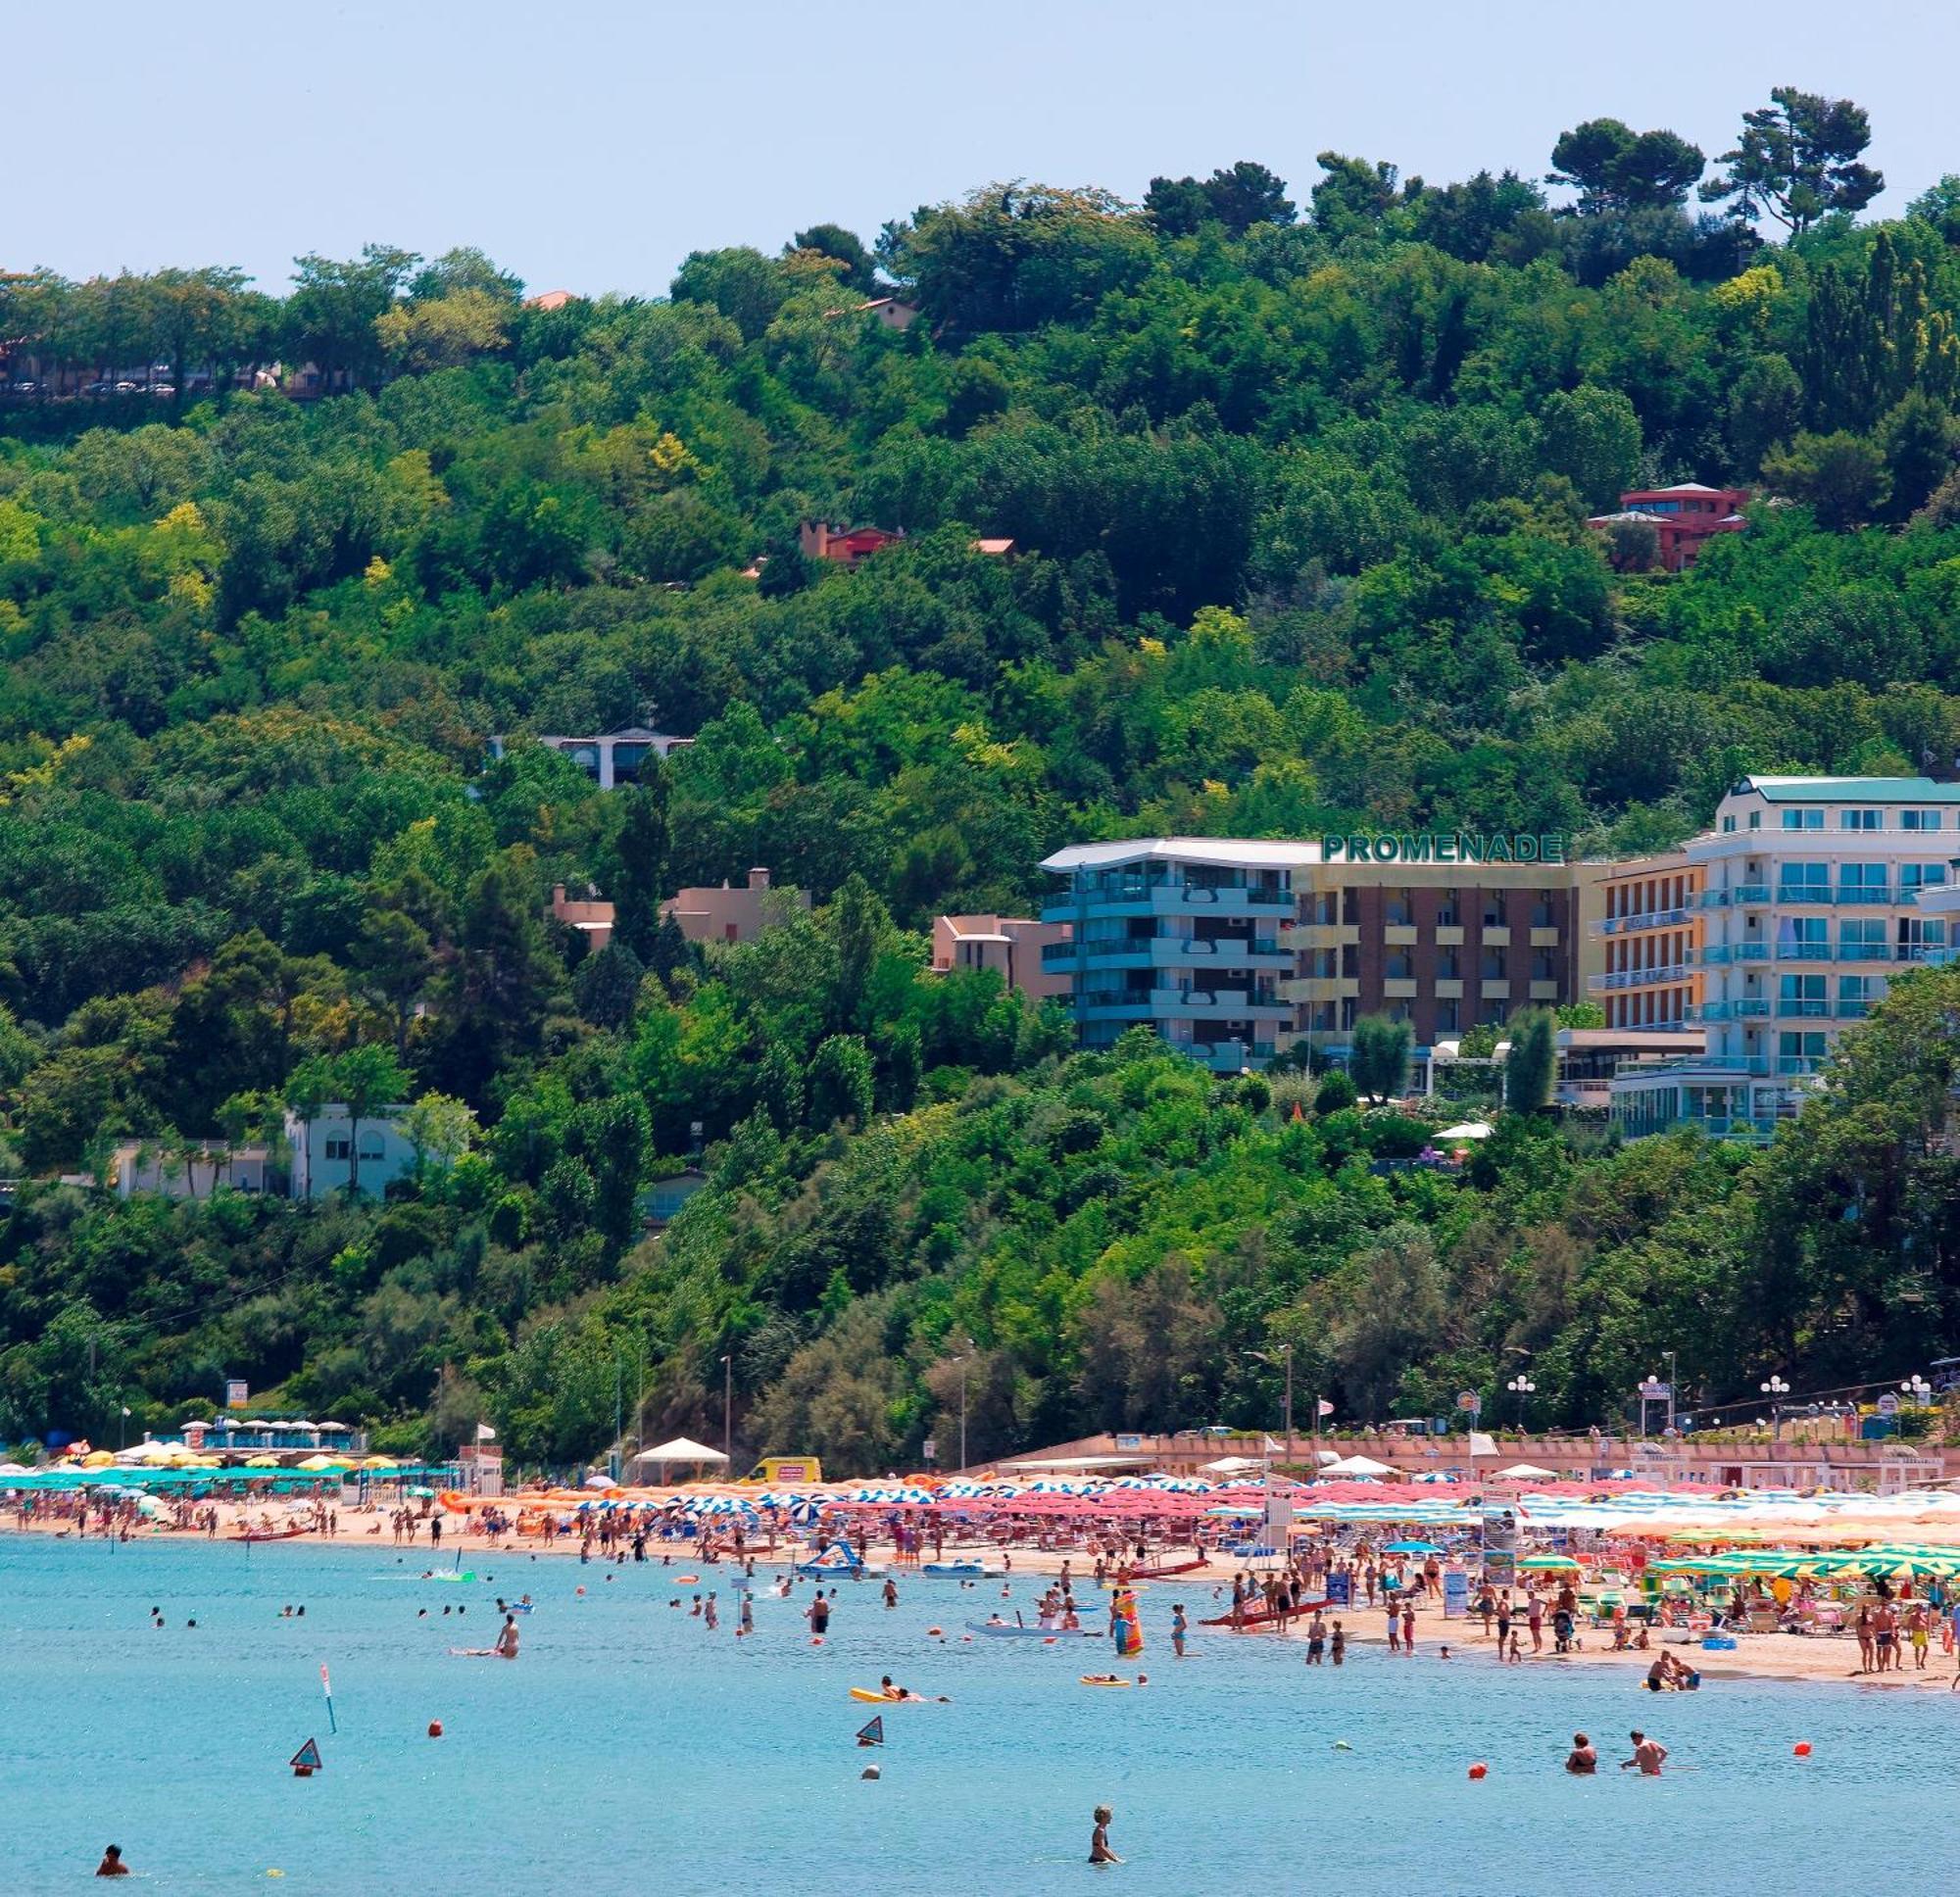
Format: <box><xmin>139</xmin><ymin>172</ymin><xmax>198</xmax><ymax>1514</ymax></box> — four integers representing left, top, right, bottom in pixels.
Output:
<box><xmin>1319</xmin><ymin>1454</ymin><xmax>1398</xmax><ymax>1478</ymax></box>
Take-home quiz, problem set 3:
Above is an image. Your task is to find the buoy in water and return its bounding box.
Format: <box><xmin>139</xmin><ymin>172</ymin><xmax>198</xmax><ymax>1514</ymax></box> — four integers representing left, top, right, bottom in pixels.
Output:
<box><xmin>1467</xmin><ymin>1762</ymin><xmax>1488</xmax><ymax>1780</ymax></box>
<box><xmin>575</xmin><ymin>1585</ymin><xmax>586</xmax><ymax>1596</ymax></box>
<box><xmin>1793</xmin><ymin>1741</ymin><xmax>1812</xmax><ymax>1758</ymax></box>
<box><xmin>811</xmin><ymin>1635</ymin><xmax>825</xmax><ymax>1646</ymax></box>
<box><xmin>927</xmin><ymin>1626</ymin><xmax>943</xmax><ymax>1636</ymax></box>
<box><xmin>1332</xmin><ymin>1740</ymin><xmax>1353</xmax><ymax>1752</ymax></box>
<box><xmin>427</xmin><ymin>1721</ymin><xmax>444</xmax><ymax>1738</ymax></box>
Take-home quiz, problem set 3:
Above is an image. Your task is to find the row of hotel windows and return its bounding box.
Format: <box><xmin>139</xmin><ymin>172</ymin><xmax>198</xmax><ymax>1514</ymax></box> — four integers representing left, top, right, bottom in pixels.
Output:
<box><xmin>1755</xmin><ymin>863</ymin><xmax>1947</xmax><ymax>895</ymax></box>
<box><xmin>1304</xmin><ymin>889</ymin><xmax>1558</xmax><ymax>929</ymax></box>
<box><xmin>1303</xmin><ymin>948</ymin><xmax>1561</xmax><ymax>982</ymax></box>
<box><xmin>1721</xmin><ymin>807</ymin><xmax>1949</xmax><ymax>833</ymax></box>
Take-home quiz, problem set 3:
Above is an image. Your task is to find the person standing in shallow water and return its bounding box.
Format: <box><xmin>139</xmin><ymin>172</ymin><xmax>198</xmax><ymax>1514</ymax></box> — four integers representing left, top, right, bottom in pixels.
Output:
<box><xmin>1089</xmin><ymin>1806</ymin><xmax>1121</xmax><ymax>1865</ymax></box>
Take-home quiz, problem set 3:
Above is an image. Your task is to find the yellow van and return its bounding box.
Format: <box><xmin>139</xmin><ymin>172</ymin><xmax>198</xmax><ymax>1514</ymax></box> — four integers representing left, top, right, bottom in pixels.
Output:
<box><xmin>742</xmin><ymin>1456</ymin><xmax>824</xmax><ymax>1484</ymax></box>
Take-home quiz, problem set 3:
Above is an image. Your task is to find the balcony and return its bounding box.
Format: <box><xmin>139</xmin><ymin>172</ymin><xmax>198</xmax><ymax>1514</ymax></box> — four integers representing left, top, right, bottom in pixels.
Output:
<box><xmin>1836</xmin><ymin>943</ymin><xmax>1890</xmax><ymax>962</ymax></box>
<box><xmin>1776</xmin><ymin>1055</ymin><xmax>1825</xmax><ymax>1077</ymax></box>
<box><xmin>1046</xmin><ymin>935</ymin><xmax>1290</xmax><ymax>969</ymax></box>
<box><xmin>1774</xmin><ymin>883</ymin><xmax>1834</xmax><ymax>906</ymax></box>
<box><xmin>1694</xmin><ymin>890</ymin><xmax>1730</xmax><ymax>909</ymax></box>
<box><xmin>1774</xmin><ymin>942</ymin><xmax>1834</xmax><ymax>961</ymax></box>
<box><xmin>1182</xmin><ymin>1039</ymin><xmax>1279</xmax><ymax>1072</ymax></box>
<box><xmin>1042</xmin><ymin>882</ymin><xmax>1295</xmax><ymax>924</ymax></box>
<box><xmin>1731</xmin><ymin>884</ymin><xmax>1770</xmax><ymax>905</ymax></box>
<box><xmin>1690</xmin><ymin>999</ymin><xmax>1770</xmax><ymax>1022</ymax></box>
<box><xmin>1833</xmin><ymin>883</ymin><xmax>1892</xmax><ymax>905</ymax></box>
<box><xmin>1774</xmin><ymin>998</ymin><xmax>1832</xmax><ymax>1018</ymax></box>
<box><xmin>1836</xmin><ymin>999</ymin><xmax>1872</xmax><ymax>1019</ymax></box>
<box><xmin>1677</xmin><ymin>1114</ymin><xmax>1780</xmax><ymax>1143</ymax></box>
<box><xmin>1591</xmin><ymin>963</ymin><xmax>1690</xmax><ymax>990</ymax></box>
<box><xmin>1600</xmin><ymin>905</ymin><xmax>1691</xmax><ymax>934</ymax></box>
<box><xmin>1696</xmin><ymin>943</ymin><xmax>1769</xmax><ymax>965</ymax></box>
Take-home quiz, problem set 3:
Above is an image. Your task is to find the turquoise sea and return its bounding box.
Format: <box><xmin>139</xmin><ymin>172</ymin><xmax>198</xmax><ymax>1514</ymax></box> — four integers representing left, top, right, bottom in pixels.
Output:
<box><xmin>0</xmin><ymin>1532</ymin><xmax>1952</xmax><ymax>1894</ymax></box>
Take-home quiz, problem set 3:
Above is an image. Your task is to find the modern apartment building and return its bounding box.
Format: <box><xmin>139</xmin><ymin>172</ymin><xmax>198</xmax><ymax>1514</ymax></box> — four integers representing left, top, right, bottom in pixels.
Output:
<box><xmin>1285</xmin><ymin>838</ymin><xmax>1598</xmax><ymax>1054</ymax></box>
<box><xmin>1590</xmin><ymin>851</ymin><xmax>1704</xmax><ymax>1031</ymax></box>
<box><xmin>932</xmin><ymin>914</ymin><xmax>1073</xmax><ymax>1001</ymax></box>
<box><xmin>1609</xmin><ymin>777</ymin><xmax>1959</xmax><ymax>1140</ymax></box>
<box><xmin>488</xmin><ymin>726</ymin><xmax>693</xmax><ymax>789</ymax></box>
<box><xmin>1039</xmin><ymin>840</ymin><xmax>1304</xmax><ymax>1072</ymax></box>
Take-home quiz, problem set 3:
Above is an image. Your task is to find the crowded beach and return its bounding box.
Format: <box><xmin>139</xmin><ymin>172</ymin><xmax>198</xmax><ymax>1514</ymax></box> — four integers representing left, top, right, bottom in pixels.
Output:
<box><xmin>11</xmin><ymin>1446</ymin><xmax>1960</xmax><ymax>1692</ymax></box>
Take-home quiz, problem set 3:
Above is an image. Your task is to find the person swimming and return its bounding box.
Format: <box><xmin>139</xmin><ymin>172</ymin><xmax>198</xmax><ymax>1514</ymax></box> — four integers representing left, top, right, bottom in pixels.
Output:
<box><xmin>1565</xmin><ymin>1732</ymin><xmax>1596</xmax><ymax>1775</ymax></box>
<box><xmin>95</xmin><ymin>1844</ymin><xmax>131</xmax><ymax>1877</ymax></box>
<box><xmin>1089</xmin><ymin>1806</ymin><xmax>1121</xmax><ymax>1865</ymax></box>
<box><xmin>1621</xmin><ymin>1729</ymin><xmax>1667</xmax><ymax>1775</ymax></box>
<box><xmin>494</xmin><ymin>1613</ymin><xmax>520</xmax><ymax>1659</ymax></box>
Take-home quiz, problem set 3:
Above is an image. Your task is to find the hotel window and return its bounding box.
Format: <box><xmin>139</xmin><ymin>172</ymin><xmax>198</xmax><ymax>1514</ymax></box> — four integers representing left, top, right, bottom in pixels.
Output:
<box><xmin>1838</xmin><ymin>861</ymin><xmax>1887</xmax><ymax>900</ymax></box>
<box><xmin>1532</xmin><ymin>948</ymin><xmax>1557</xmax><ymax>983</ymax></box>
<box><xmin>1482</xmin><ymin>891</ymin><xmax>1507</xmax><ymax>928</ymax></box>
<box><xmin>1839</xmin><ymin>919</ymin><xmax>1886</xmax><ymax>958</ymax></box>
<box><xmin>1342</xmin><ymin>888</ymin><xmax>1360</xmax><ymax>926</ymax></box>
<box><xmin>1437</xmin><ymin>948</ymin><xmax>1460</xmax><ymax>981</ymax></box>
<box><xmin>1778</xmin><ymin>915</ymin><xmax>1829</xmax><ymax>954</ymax></box>
<box><xmin>1779</xmin><ymin>1030</ymin><xmax>1828</xmax><ymax>1072</ymax></box>
<box><xmin>1307</xmin><ymin>890</ymin><xmax>1340</xmax><ymax>925</ymax></box>
<box><xmin>1385</xmin><ymin>888</ymin><xmax>1413</xmax><ymax>927</ymax></box>
<box><xmin>1899</xmin><ymin>862</ymin><xmax>1948</xmax><ymax>894</ymax></box>
<box><xmin>1838</xmin><ymin>975</ymin><xmax>1882</xmax><ymax>1010</ymax></box>
<box><xmin>1436</xmin><ymin>888</ymin><xmax>1461</xmax><ymax>927</ymax></box>
<box><xmin>1436</xmin><ymin>997</ymin><xmax>1460</xmax><ymax>1033</ymax></box>
<box><xmin>1778</xmin><ymin>973</ymin><xmax>1827</xmax><ymax>1016</ymax></box>
<box><xmin>1480</xmin><ymin>948</ymin><xmax>1506</xmax><ymax>981</ymax></box>
<box><xmin>1896</xmin><ymin>917</ymin><xmax>1947</xmax><ymax>958</ymax></box>
<box><xmin>324</xmin><ymin>1136</ymin><xmax>352</xmax><ymax>1161</ymax></box>
<box><xmin>1385</xmin><ymin>950</ymin><xmax>1412</xmax><ymax>981</ymax></box>
<box><xmin>1529</xmin><ymin>895</ymin><xmax>1553</xmax><ymax>929</ymax></box>
<box><xmin>1777</xmin><ymin>862</ymin><xmax>1830</xmax><ymax>900</ymax></box>
<box><xmin>1781</xmin><ymin>808</ymin><xmax>1823</xmax><ymax>831</ymax></box>
<box><xmin>1839</xmin><ymin>808</ymin><xmax>1882</xmax><ymax>831</ymax></box>
<box><xmin>1901</xmin><ymin>809</ymin><xmax>1943</xmax><ymax>832</ymax></box>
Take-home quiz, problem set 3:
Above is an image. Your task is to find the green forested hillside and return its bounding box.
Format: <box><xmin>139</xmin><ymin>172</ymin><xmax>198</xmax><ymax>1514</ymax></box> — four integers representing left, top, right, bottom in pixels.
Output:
<box><xmin>5</xmin><ymin>101</ymin><xmax>1960</xmax><ymax>1465</ymax></box>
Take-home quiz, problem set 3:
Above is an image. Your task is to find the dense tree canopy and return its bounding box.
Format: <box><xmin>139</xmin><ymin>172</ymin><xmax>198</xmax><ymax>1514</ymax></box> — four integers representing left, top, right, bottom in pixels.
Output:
<box><xmin>6</xmin><ymin>92</ymin><xmax>1960</xmax><ymax>1467</ymax></box>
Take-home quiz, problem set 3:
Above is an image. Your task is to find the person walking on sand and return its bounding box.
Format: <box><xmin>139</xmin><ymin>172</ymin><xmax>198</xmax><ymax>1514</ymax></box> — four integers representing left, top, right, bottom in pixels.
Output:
<box><xmin>1089</xmin><ymin>1806</ymin><xmax>1122</xmax><ymax>1866</ymax></box>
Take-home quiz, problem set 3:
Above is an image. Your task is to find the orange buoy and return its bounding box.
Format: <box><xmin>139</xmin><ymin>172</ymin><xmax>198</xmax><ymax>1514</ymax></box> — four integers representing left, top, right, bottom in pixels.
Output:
<box><xmin>1793</xmin><ymin>1741</ymin><xmax>1812</xmax><ymax>1758</ymax></box>
<box><xmin>927</xmin><ymin>1627</ymin><xmax>943</xmax><ymax>1636</ymax></box>
<box><xmin>678</xmin><ymin>1575</ymin><xmax>699</xmax><ymax>1583</ymax></box>
<box><xmin>575</xmin><ymin>1585</ymin><xmax>586</xmax><ymax>1596</ymax></box>
<box><xmin>1467</xmin><ymin>1762</ymin><xmax>1488</xmax><ymax>1780</ymax></box>
<box><xmin>811</xmin><ymin>1635</ymin><xmax>825</xmax><ymax>1646</ymax></box>
<box><xmin>427</xmin><ymin>1721</ymin><xmax>443</xmax><ymax>1738</ymax></box>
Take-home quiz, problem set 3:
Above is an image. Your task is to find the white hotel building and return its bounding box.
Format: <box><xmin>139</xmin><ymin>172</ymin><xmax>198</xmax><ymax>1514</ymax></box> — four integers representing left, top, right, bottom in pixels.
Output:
<box><xmin>1609</xmin><ymin>776</ymin><xmax>1958</xmax><ymax>1140</ymax></box>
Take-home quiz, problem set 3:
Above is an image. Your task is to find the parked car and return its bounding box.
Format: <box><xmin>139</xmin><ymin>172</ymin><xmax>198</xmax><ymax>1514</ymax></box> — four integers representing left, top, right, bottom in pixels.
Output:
<box><xmin>7</xmin><ymin>379</ymin><xmax>34</xmax><ymax>394</ymax></box>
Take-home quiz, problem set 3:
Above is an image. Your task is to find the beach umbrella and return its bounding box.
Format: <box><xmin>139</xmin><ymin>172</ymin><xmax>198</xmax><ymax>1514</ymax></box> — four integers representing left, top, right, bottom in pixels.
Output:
<box><xmin>296</xmin><ymin>1454</ymin><xmax>343</xmax><ymax>1473</ymax></box>
<box><xmin>1516</xmin><ymin>1553</ymin><xmax>1582</xmax><ymax>1571</ymax></box>
<box><xmin>1381</xmin><ymin>1540</ymin><xmax>1444</xmax><ymax>1555</ymax></box>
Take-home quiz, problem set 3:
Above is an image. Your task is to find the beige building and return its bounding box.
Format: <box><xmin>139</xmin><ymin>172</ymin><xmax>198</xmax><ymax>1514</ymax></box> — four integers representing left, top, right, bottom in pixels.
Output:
<box><xmin>106</xmin><ymin>1141</ymin><xmax>276</xmax><ymax>1198</ymax></box>
<box><xmin>662</xmin><ymin>866</ymin><xmax>809</xmax><ymax>946</ymax></box>
<box><xmin>1588</xmin><ymin>851</ymin><xmax>1704</xmax><ymax>1032</ymax></box>
<box><xmin>932</xmin><ymin>914</ymin><xmax>1073</xmax><ymax>1000</ymax></box>
<box><xmin>552</xmin><ymin>884</ymin><xmax>615</xmax><ymax>952</ymax></box>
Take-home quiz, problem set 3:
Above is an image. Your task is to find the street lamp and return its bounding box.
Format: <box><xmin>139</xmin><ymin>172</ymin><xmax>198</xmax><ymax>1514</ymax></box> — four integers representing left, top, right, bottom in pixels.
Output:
<box><xmin>1901</xmin><ymin>1375</ymin><xmax>1932</xmax><ymax>1411</ymax></box>
<box><xmin>721</xmin><ymin>1354</ymin><xmax>733</xmax><ymax>1469</ymax></box>
<box><xmin>1506</xmin><ymin>1375</ymin><xmax>1537</xmax><ymax>1430</ymax></box>
<box><xmin>951</xmin><ymin>1337</ymin><xmax>974</xmax><ymax>1472</ymax></box>
<box><xmin>1759</xmin><ymin>1375</ymin><xmax>1789</xmax><ymax>1440</ymax></box>
<box><xmin>1249</xmin><ymin>1344</ymin><xmax>1296</xmax><ymax>1452</ymax></box>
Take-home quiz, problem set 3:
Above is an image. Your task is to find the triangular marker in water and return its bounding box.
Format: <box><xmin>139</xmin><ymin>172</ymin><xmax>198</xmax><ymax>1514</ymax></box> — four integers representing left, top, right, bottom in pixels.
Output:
<box><xmin>856</xmin><ymin>1716</ymin><xmax>884</xmax><ymax>1746</ymax></box>
<box><xmin>290</xmin><ymin>1736</ymin><xmax>324</xmax><ymax>1771</ymax></box>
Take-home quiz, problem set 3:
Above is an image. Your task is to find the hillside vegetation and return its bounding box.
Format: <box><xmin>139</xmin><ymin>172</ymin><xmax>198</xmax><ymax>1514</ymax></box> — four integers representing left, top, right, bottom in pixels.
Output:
<box><xmin>4</xmin><ymin>95</ymin><xmax>1960</xmax><ymax>1466</ymax></box>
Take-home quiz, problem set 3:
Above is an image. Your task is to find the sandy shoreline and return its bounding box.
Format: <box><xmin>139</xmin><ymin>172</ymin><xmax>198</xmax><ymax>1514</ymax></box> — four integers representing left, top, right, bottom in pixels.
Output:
<box><xmin>10</xmin><ymin>1509</ymin><xmax>1955</xmax><ymax>1695</ymax></box>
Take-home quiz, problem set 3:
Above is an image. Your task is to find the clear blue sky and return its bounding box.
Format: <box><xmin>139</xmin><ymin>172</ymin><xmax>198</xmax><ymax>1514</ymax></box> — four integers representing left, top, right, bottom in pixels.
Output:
<box><xmin>16</xmin><ymin>1</ymin><xmax>1960</xmax><ymax>296</ymax></box>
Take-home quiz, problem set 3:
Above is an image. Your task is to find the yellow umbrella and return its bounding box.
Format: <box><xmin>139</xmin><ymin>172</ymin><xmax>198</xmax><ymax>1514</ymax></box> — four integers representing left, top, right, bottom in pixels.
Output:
<box><xmin>81</xmin><ymin>1450</ymin><xmax>116</xmax><ymax>1469</ymax></box>
<box><xmin>361</xmin><ymin>1456</ymin><xmax>400</xmax><ymax>1471</ymax></box>
<box><xmin>296</xmin><ymin>1454</ymin><xmax>343</xmax><ymax>1473</ymax></box>
<box><xmin>245</xmin><ymin>1454</ymin><xmax>281</xmax><ymax>1469</ymax></box>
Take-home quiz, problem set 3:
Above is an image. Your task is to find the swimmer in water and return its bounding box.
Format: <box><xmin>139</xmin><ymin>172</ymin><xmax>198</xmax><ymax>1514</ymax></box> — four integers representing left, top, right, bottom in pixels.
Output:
<box><xmin>95</xmin><ymin>1844</ymin><xmax>131</xmax><ymax>1877</ymax></box>
<box><xmin>1565</xmin><ymin>1732</ymin><xmax>1596</xmax><ymax>1775</ymax></box>
<box><xmin>1089</xmin><ymin>1806</ymin><xmax>1121</xmax><ymax>1866</ymax></box>
<box><xmin>494</xmin><ymin>1613</ymin><xmax>520</xmax><ymax>1660</ymax></box>
<box><xmin>1621</xmin><ymin>1729</ymin><xmax>1666</xmax><ymax>1775</ymax></box>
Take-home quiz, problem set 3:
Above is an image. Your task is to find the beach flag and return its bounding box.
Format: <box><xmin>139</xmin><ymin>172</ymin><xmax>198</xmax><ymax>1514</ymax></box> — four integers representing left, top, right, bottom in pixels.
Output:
<box><xmin>319</xmin><ymin>1663</ymin><xmax>336</xmax><ymax>1732</ymax></box>
<box><xmin>856</xmin><ymin>1716</ymin><xmax>885</xmax><ymax>1747</ymax></box>
<box><xmin>289</xmin><ymin>1737</ymin><xmax>323</xmax><ymax>1772</ymax></box>
<box><xmin>1316</xmin><ymin>1398</ymin><xmax>1335</xmax><ymax>1417</ymax></box>
<box><xmin>475</xmin><ymin>1423</ymin><xmax>497</xmax><ymax>1440</ymax></box>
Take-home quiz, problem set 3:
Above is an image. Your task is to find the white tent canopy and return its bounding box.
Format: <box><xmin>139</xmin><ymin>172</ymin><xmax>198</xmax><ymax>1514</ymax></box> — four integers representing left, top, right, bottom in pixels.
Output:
<box><xmin>1493</xmin><ymin>1462</ymin><xmax>1558</xmax><ymax>1480</ymax></box>
<box><xmin>1437</xmin><ymin>1122</ymin><xmax>1494</xmax><ymax>1141</ymax></box>
<box><xmin>1201</xmin><ymin>1455</ymin><xmax>1264</xmax><ymax>1475</ymax></box>
<box><xmin>1319</xmin><ymin>1453</ymin><xmax>1397</xmax><ymax>1478</ymax></box>
<box><xmin>630</xmin><ymin>1436</ymin><xmax>729</xmax><ymax>1467</ymax></box>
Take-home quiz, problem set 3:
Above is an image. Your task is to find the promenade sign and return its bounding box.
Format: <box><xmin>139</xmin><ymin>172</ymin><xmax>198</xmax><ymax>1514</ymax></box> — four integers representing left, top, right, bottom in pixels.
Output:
<box><xmin>1320</xmin><ymin>832</ymin><xmax>1567</xmax><ymax>865</ymax></box>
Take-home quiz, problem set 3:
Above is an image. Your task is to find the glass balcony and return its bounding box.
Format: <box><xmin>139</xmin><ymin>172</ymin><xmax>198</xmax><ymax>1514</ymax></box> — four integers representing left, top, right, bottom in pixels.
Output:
<box><xmin>1774</xmin><ymin>883</ymin><xmax>1833</xmax><ymax>905</ymax></box>
<box><xmin>1836</xmin><ymin>942</ymin><xmax>1889</xmax><ymax>961</ymax></box>
<box><xmin>1732</xmin><ymin>884</ymin><xmax>1770</xmax><ymax>904</ymax></box>
<box><xmin>1776</xmin><ymin>1055</ymin><xmax>1825</xmax><ymax>1077</ymax></box>
<box><xmin>1833</xmin><ymin>884</ymin><xmax>1891</xmax><ymax>905</ymax></box>
<box><xmin>1774</xmin><ymin>942</ymin><xmax>1833</xmax><ymax>960</ymax></box>
<box><xmin>1774</xmin><ymin>998</ymin><xmax>1831</xmax><ymax>1018</ymax></box>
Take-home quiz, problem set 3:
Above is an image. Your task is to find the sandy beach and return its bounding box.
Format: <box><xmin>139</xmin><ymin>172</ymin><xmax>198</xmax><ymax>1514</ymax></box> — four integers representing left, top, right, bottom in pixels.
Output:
<box><xmin>10</xmin><ymin>1499</ymin><xmax>1954</xmax><ymax>1695</ymax></box>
